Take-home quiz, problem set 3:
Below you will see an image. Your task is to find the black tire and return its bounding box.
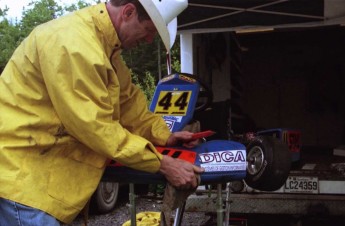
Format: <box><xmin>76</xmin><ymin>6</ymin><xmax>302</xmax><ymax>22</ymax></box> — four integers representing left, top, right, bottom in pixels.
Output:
<box><xmin>244</xmin><ymin>136</ymin><xmax>291</xmax><ymax>191</ymax></box>
<box><xmin>91</xmin><ymin>182</ymin><xmax>119</xmax><ymax>213</ymax></box>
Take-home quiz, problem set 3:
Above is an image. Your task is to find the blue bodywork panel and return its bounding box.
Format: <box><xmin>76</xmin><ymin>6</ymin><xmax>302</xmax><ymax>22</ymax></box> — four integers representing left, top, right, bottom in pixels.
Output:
<box><xmin>103</xmin><ymin>140</ymin><xmax>246</xmax><ymax>184</ymax></box>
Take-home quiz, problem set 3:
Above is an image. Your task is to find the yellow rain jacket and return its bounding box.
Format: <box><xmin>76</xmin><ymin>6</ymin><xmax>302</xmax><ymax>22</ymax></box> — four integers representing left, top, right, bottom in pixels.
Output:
<box><xmin>0</xmin><ymin>3</ymin><xmax>171</xmax><ymax>224</ymax></box>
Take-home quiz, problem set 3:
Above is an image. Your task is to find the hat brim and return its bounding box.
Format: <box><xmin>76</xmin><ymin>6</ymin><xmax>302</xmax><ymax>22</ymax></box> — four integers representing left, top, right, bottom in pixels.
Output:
<box><xmin>168</xmin><ymin>18</ymin><xmax>177</xmax><ymax>49</ymax></box>
<box><xmin>138</xmin><ymin>0</ymin><xmax>177</xmax><ymax>50</ymax></box>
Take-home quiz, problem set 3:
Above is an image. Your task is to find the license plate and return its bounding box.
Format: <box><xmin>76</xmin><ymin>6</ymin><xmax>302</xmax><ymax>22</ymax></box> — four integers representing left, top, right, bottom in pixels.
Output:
<box><xmin>284</xmin><ymin>176</ymin><xmax>319</xmax><ymax>194</ymax></box>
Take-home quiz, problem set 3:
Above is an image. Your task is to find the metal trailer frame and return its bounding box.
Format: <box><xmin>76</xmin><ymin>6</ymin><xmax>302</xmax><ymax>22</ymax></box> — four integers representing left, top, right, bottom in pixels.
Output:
<box><xmin>185</xmin><ymin>162</ymin><xmax>345</xmax><ymax>219</ymax></box>
<box><xmin>186</xmin><ymin>191</ymin><xmax>345</xmax><ymax>216</ymax></box>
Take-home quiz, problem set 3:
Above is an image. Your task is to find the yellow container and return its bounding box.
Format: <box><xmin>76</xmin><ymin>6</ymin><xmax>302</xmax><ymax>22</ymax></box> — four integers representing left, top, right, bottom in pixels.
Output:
<box><xmin>122</xmin><ymin>212</ymin><xmax>161</xmax><ymax>226</ymax></box>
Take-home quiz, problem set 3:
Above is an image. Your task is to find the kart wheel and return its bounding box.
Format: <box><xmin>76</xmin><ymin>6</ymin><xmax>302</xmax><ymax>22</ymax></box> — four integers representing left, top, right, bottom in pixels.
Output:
<box><xmin>244</xmin><ymin>136</ymin><xmax>291</xmax><ymax>191</ymax></box>
<box><xmin>91</xmin><ymin>182</ymin><xmax>119</xmax><ymax>213</ymax></box>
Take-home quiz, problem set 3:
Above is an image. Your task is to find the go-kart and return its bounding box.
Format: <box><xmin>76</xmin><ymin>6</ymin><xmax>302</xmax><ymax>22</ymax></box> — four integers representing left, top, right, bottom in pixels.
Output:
<box><xmin>101</xmin><ymin>73</ymin><xmax>291</xmax><ymax>225</ymax></box>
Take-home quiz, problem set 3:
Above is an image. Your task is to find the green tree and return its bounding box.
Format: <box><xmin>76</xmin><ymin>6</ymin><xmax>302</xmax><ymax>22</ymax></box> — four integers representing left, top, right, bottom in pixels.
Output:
<box><xmin>19</xmin><ymin>0</ymin><xmax>64</xmax><ymax>36</ymax></box>
<box><xmin>0</xmin><ymin>6</ymin><xmax>9</xmax><ymax>17</ymax></box>
<box><xmin>64</xmin><ymin>0</ymin><xmax>98</xmax><ymax>12</ymax></box>
<box><xmin>131</xmin><ymin>70</ymin><xmax>156</xmax><ymax>103</ymax></box>
<box><xmin>171</xmin><ymin>36</ymin><xmax>181</xmax><ymax>72</ymax></box>
<box><xmin>122</xmin><ymin>37</ymin><xmax>163</xmax><ymax>82</ymax></box>
<box><xmin>0</xmin><ymin>0</ymin><xmax>93</xmax><ymax>73</ymax></box>
<box><xmin>123</xmin><ymin>36</ymin><xmax>181</xmax><ymax>82</ymax></box>
<box><xmin>0</xmin><ymin>11</ymin><xmax>21</xmax><ymax>72</ymax></box>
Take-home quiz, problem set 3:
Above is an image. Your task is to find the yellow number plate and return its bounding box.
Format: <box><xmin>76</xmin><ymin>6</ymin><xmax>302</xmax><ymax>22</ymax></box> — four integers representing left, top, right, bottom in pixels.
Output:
<box><xmin>154</xmin><ymin>91</ymin><xmax>191</xmax><ymax>116</ymax></box>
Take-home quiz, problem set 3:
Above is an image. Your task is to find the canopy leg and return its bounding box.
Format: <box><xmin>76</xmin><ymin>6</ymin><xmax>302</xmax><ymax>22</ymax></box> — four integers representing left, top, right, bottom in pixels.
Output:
<box><xmin>129</xmin><ymin>183</ymin><xmax>137</xmax><ymax>226</ymax></box>
<box><xmin>217</xmin><ymin>184</ymin><xmax>224</xmax><ymax>226</ymax></box>
<box><xmin>173</xmin><ymin>202</ymin><xmax>186</xmax><ymax>226</ymax></box>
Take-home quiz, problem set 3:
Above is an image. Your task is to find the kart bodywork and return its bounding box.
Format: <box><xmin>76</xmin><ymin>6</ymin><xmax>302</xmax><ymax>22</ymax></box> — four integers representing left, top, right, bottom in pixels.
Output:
<box><xmin>103</xmin><ymin>73</ymin><xmax>290</xmax><ymax>190</ymax></box>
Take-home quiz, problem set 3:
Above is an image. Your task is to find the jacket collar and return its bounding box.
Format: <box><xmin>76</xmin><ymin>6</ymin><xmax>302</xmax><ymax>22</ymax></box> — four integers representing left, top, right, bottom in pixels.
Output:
<box><xmin>91</xmin><ymin>3</ymin><xmax>122</xmax><ymax>55</ymax></box>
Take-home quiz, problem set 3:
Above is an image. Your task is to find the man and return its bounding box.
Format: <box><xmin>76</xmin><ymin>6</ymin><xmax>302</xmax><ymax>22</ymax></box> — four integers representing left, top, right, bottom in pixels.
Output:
<box><xmin>0</xmin><ymin>0</ymin><xmax>203</xmax><ymax>225</ymax></box>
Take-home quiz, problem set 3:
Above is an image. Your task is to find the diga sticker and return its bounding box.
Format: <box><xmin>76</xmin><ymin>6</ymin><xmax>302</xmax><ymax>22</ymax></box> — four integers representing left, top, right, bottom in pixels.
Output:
<box><xmin>199</xmin><ymin>150</ymin><xmax>246</xmax><ymax>172</ymax></box>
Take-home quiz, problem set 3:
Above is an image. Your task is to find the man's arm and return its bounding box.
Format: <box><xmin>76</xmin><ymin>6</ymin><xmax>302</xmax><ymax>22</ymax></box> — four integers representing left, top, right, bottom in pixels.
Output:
<box><xmin>160</xmin><ymin>131</ymin><xmax>204</xmax><ymax>189</ymax></box>
<box><xmin>36</xmin><ymin>26</ymin><xmax>164</xmax><ymax>173</ymax></box>
<box><xmin>159</xmin><ymin>155</ymin><xmax>204</xmax><ymax>189</ymax></box>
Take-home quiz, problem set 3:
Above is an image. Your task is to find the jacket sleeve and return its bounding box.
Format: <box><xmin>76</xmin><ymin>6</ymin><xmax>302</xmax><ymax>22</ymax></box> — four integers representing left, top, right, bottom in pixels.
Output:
<box><xmin>36</xmin><ymin>28</ymin><xmax>164</xmax><ymax>173</ymax></box>
<box><xmin>113</xmin><ymin>58</ymin><xmax>171</xmax><ymax>146</ymax></box>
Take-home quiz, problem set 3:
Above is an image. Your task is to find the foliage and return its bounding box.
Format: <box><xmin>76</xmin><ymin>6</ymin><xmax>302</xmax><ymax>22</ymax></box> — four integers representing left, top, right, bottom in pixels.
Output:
<box><xmin>64</xmin><ymin>0</ymin><xmax>99</xmax><ymax>12</ymax></box>
<box><xmin>0</xmin><ymin>19</ymin><xmax>19</xmax><ymax>70</ymax></box>
<box><xmin>0</xmin><ymin>0</ymin><xmax>93</xmax><ymax>73</ymax></box>
<box><xmin>123</xmin><ymin>37</ymin><xmax>164</xmax><ymax>82</ymax></box>
<box><xmin>123</xmin><ymin>36</ymin><xmax>181</xmax><ymax>81</ymax></box>
<box><xmin>131</xmin><ymin>70</ymin><xmax>156</xmax><ymax>103</ymax></box>
<box><xmin>19</xmin><ymin>0</ymin><xmax>64</xmax><ymax>41</ymax></box>
<box><xmin>171</xmin><ymin>36</ymin><xmax>181</xmax><ymax>73</ymax></box>
<box><xmin>0</xmin><ymin>6</ymin><xmax>9</xmax><ymax>17</ymax></box>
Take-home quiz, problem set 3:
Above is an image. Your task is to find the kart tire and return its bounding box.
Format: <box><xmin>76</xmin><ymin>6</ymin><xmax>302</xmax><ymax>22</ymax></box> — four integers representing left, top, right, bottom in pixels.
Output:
<box><xmin>91</xmin><ymin>182</ymin><xmax>119</xmax><ymax>213</ymax></box>
<box><xmin>244</xmin><ymin>135</ymin><xmax>291</xmax><ymax>191</ymax></box>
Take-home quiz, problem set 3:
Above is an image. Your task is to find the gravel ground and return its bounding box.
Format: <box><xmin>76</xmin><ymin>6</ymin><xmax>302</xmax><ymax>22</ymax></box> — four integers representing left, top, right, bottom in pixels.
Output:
<box><xmin>70</xmin><ymin>199</ymin><xmax>211</xmax><ymax>226</ymax></box>
<box><xmin>64</xmin><ymin>187</ymin><xmax>212</xmax><ymax>226</ymax></box>
<box><xmin>63</xmin><ymin>187</ymin><xmax>345</xmax><ymax>226</ymax></box>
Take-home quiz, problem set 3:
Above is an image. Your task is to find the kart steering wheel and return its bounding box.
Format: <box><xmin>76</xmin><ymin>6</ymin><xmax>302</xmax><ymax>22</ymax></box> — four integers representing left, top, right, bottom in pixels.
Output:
<box><xmin>175</xmin><ymin>73</ymin><xmax>213</xmax><ymax>112</ymax></box>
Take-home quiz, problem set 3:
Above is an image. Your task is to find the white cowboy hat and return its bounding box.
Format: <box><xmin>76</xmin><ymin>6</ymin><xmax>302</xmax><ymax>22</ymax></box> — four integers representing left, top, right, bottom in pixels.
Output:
<box><xmin>138</xmin><ymin>0</ymin><xmax>188</xmax><ymax>51</ymax></box>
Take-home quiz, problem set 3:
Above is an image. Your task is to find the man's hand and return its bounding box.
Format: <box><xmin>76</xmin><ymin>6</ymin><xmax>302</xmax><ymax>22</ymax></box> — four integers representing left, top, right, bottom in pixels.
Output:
<box><xmin>159</xmin><ymin>155</ymin><xmax>204</xmax><ymax>190</ymax></box>
<box><xmin>166</xmin><ymin>131</ymin><xmax>199</xmax><ymax>148</ymax></box>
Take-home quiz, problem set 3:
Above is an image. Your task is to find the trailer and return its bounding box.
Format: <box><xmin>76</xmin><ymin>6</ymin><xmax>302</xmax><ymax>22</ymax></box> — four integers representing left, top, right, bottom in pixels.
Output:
<box><xmin>186</xmin><ymin>149</ymin><xmax>345</xmax><ymax>217</ymax></box>
<box><xmin>176</xmin><ymin>0</ymin><xmax>345</xmax><ymax>222</ymax></box>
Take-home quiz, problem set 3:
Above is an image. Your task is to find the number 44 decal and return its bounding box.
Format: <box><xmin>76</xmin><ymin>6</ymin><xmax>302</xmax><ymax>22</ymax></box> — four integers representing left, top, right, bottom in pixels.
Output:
<box><xmin>154</xmin><ymin>91</ymin><xmax>191</xmax><ymax>115</ymax></box>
